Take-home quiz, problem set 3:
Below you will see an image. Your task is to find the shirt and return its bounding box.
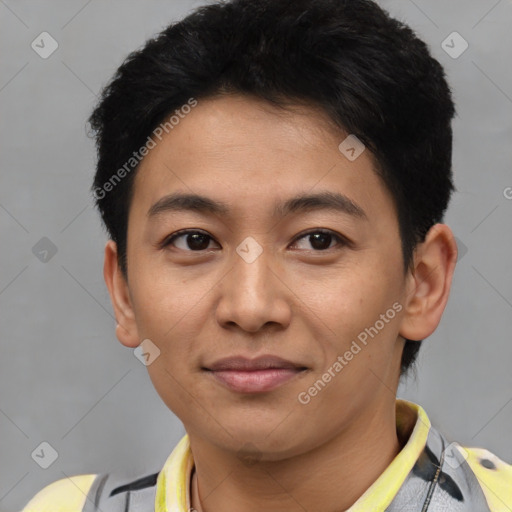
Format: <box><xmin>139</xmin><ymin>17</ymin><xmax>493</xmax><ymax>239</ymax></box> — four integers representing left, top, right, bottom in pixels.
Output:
<box><xmin>21</xmin><ymin>399</ymin><xmax>512</xmax><ymax>511</ymax></box>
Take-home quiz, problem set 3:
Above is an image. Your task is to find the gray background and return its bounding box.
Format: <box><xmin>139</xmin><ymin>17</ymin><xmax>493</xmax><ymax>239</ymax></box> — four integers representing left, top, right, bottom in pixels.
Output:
<box><xmin>1</xmin><ymin>1</ymin><xmax>511</xmax><ymax>510</ymax></box>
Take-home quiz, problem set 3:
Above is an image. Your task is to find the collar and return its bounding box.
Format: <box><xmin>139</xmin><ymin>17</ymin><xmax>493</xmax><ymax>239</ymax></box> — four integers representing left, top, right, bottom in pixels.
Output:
<box><xmin>154</xmin><ymin>399</ymin><xmax>431</xmax><ymax>512</ymax></box>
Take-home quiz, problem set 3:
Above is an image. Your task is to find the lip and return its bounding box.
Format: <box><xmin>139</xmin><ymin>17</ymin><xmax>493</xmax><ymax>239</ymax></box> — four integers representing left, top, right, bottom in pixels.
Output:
<box><xmin>204</xmin><ymin>355</ymin><xmax>307</xmax><ymax>393</ymax></box>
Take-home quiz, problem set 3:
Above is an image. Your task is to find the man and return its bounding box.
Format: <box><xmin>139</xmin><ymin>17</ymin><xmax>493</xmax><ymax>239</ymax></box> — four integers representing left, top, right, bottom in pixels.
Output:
<box><xmin>22</xmin><ymin>0</ymin><xmax>512</xmax><ymax>510</ymax></box>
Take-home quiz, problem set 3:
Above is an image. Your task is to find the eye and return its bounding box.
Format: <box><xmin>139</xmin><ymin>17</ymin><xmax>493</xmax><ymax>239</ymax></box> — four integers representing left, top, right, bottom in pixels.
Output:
<box><xmin>290</xmin><ymin>229</ymin><xmax>348</xmax><ymax>251</ymax></box>
<box><xmin>160</xmin><ymin>228</ymin><xmax>348</xmax><ymax>253</ymax></box>
<box><xmin>161</xmin><ymin>229</ymin><xmax>219</xmax><ymax>251</ymax></box>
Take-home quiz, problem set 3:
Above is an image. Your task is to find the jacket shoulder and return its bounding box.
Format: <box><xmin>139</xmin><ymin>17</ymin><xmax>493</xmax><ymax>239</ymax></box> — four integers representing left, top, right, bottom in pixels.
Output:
<box><xmin>463</xmin><ymin>446</ymin><xmax>512</xmax><ymax>511</ymax></box>
<box><xmin>21</xmin><ymin>474</ymin><xmax>98</xmax><ymax>512</ymax></box>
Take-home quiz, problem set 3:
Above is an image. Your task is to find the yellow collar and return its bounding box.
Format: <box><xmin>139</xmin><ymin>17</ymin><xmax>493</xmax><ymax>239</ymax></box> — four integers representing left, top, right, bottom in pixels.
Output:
<box><xmin>154</xmin><ymin>399</ymin><xmax>430</xmax><ymax>512</ymax></box>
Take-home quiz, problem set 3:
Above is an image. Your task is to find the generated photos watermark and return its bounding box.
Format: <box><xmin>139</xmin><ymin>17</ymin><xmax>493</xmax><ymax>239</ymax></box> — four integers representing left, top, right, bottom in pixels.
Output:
<box><xmin>298</xmin><ymin>301</ymin><xmax>403</xmax><ymax>404</ymax></box>
<box><xmin>93</xmin><ymin>97</ymin><xmax>198</xmax><ymax>200</ymax></box>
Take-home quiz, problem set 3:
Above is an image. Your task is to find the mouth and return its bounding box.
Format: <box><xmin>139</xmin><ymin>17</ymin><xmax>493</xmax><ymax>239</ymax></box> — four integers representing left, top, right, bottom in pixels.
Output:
<box><xmin>203</xmin><ymin>355</ymin><xmax>308</xmax><ymax>393</ymax></box>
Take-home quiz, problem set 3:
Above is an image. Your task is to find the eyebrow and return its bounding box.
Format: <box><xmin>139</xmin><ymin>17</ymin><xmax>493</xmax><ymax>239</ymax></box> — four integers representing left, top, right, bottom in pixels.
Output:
<box><xmin>147</xmin><ymin>191</ymin><xmax>367</xmax><ymax>221</ymax></box>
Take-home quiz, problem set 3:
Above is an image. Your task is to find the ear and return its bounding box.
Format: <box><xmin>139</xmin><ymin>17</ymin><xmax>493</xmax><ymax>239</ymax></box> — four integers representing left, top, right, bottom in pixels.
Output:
<box><xmin>103</xmin><ymin>240</ymin><xmax>141</xmax><ymax>348</ymax></box>
<box><xmin>399</xmin><ymin>224</ymin><xmax>458</xmax><ymax>341</ymax></box>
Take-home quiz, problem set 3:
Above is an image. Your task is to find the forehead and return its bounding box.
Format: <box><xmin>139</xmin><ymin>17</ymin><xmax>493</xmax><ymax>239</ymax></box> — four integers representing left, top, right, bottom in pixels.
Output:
<box><xmin>130</xmin><ymin>94</ymin><xmax>394</xmax><ymax>223</ymax></box>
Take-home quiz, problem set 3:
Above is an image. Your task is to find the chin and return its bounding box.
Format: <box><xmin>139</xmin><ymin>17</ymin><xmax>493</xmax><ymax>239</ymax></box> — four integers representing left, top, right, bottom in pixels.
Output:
<box><xmin>216</xmin><ymin>422</ymin><xmax>308</xmax><ymax>459</ymax></box>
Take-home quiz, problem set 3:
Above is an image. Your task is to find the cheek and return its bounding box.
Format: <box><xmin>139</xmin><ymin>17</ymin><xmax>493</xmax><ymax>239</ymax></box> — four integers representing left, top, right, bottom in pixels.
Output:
<box><xmin>128</xmin><ymin>250</ymin><xmax>209</xmax><ymax>336</ymax></box>
<box><xmin>144</xmin><ymin>357</ymin><xmax>204</xmax><ymax>430</ymax></box>
<box><xmin>307</xmin><ymin>260</ymin><xmax>403</xmax><ymax>364</ymax></box>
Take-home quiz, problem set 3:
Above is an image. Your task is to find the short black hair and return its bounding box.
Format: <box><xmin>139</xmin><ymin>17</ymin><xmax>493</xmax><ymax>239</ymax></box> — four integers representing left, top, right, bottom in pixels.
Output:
<box><xmin>88</xmin><ymin>0</ymin><xmax>456</xmax><ymax>378</ymax></box>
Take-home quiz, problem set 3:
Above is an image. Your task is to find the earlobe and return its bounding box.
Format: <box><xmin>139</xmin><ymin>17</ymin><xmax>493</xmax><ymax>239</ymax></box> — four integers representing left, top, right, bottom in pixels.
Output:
<box><xmin>115</xmin><ymin>322</ymin><xmax>139</xmax><ymax>348</ymax></box>
<box><xmin>103</xmin><ymin>240</ymin><xmax>141</xmax><ymax>348</ymax></box>
<box><xmin>399</xmin><ymin>224</ymin><xmax>458</xmax><ymax>341</ymax></box>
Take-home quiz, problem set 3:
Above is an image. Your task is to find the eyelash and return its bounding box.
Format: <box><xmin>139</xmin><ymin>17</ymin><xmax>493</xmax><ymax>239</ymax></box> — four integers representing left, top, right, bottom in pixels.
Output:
<box><xmin>160</xmin><ymin>228</ymin><xmax>349</xmax><ymax>252</ymax></box>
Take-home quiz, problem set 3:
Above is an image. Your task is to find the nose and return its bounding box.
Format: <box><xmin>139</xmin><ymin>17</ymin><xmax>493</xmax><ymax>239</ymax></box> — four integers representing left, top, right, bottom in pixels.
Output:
<box><xmin>215</xmin><ymin>246</ymin><xmax>292</xmax><ymax>333</ymax></box>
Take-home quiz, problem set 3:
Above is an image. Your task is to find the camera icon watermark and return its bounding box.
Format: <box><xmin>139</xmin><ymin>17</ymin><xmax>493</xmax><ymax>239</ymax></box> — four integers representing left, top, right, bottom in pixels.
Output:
<box><xmin>454</xmin><ymin>236</ymin><xmax>468</xmax><ymax>262</ymax></box>
<box><xmin>32</xmin><ymin>236</ymin><xmax>58</xmax><ymax>263</ymax></box>
<box><xmin>236</xmin><ymin>236</ymin><xmax>263</xmax><ymax>264</ymax></box>
<box><xmin>444</xmin><ymin>442</ymin><xmax>469</xmax><ymax>469</ymax></box>
<box><xmin>31</xmin><ymin>441</ymin><xmax>59</xmax><ymax>469</ymax></box>
<box><xmin>31</xmin><ymin>32</ymin><xmax>59</xmax><ymax>59</ymax></box>
<box><xmin>236</xmin><ymin>442</ymin><xmax>262</xmax><ymax>467</ymax></box>
<box><xmin>441</xmin><ymin>32</ymin><xmax>468</xmax><ymax>59</ymax></box>
<box><xmin>134</xmin><ymin>338</ymin><xmax>161</xmax><ymax>366</ymax></box>
<box><xmin>338</xmin><ymin>134</ymin><xmax>365</xmax><ymax>161</ymax></box>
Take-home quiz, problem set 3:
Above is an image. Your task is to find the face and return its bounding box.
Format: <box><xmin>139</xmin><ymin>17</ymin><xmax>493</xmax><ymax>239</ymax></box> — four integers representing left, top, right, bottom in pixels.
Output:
<box><xmin>115</xmin><ymin>94</ymin><xmax>412</xmax><ymax>460</ymax></box>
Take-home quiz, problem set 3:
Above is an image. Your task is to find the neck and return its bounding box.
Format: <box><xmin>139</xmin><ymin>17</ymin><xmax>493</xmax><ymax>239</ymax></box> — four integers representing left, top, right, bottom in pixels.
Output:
<box><xmin>189</xmin><ymin>399</ymin><xmax>403</xmax><ymax>512</ymax></box>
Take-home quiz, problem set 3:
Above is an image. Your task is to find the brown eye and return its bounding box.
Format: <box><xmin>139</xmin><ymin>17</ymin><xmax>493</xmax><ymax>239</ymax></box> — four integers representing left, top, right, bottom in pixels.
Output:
<box><xmin>291</xmin><ymin>229</ymin><xmax>347</xmax><ymax>251</ymax></box>
<box><xmin>163</xmin><ymin>230</ymin><xmax>218</xmax><ymax>251</ymax></box>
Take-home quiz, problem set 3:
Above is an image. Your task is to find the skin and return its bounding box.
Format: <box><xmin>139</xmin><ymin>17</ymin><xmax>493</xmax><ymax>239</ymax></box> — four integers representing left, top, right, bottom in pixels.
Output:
<box><xmin>103</xmin><ymin>93</ymin><xmax>457</xmax><ymax>512</ymax></box>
